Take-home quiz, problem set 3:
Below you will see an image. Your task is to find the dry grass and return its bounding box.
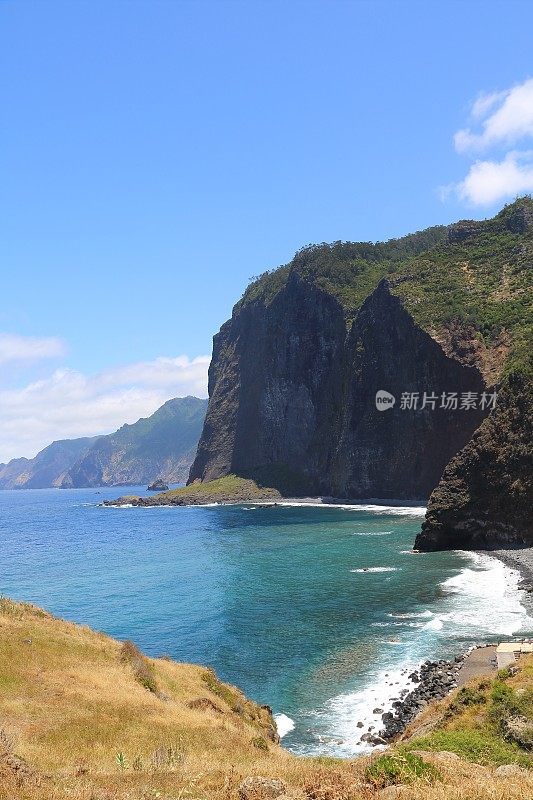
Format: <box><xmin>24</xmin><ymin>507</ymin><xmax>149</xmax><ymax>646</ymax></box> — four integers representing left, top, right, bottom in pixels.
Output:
<box><xmin>1</xmin><ymin>598</ymin><xmax>532</xmax><ymax>800</ymax></box>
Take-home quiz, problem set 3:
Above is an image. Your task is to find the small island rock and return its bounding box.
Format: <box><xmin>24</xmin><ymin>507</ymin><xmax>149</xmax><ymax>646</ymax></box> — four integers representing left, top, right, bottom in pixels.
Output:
<box><xmin>147</xmin><ymin>478</ymin><xmax>169</xmax><ymax>491</ymax></box>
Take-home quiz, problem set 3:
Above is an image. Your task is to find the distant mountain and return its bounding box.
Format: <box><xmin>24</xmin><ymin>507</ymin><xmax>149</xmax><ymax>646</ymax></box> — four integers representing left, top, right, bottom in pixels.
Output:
<box><xmin>0</xmin><ymin>437</ymin><xmax>99</xmax><ymax>489</ymax></box>
<box><xmin>61</xmin><ymin>396</ymin><xmax>208</xmax><ymax>488</ymax></box>
<box><xmin>0</xmin><ymin>396</ymin><xmax>207</xmax><ymax>489</ymax></box>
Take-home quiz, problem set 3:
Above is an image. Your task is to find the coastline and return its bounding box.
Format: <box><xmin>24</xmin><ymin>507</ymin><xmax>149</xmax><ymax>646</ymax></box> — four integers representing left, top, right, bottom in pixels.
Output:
<box><xmin>360</xmin><ymin>547</ymin><xmax>533</xmax><ymax>749</ymax></box>
<box><xmin>484</xmin><ymin>547</ymin><xmax>533</xmax><ymax>615</ymax></box>
<box><xmin>489</xmin><ymin>547</ymin><xmax>533</xmax><ymax>584</ymax></box>
<box><xmin>104</xmin><ymin>493</ymin><xmax>428</xmax><ymax>513</ymax></box>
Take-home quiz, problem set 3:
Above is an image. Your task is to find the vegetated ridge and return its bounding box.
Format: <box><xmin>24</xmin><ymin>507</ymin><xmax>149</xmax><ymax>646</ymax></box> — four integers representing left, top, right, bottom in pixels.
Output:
<box><xmin>0</xmin><ymin>436</ymin><xmax>99</xmax><ymax>490</ymax></box>
<box><xmin>62</xmin><ymin>396</ymin><xmax>207</xmax><ymax>487</ymax></box>
<box><xmin>0</xmin><ymin>396</ymin><xmax>207</xmax><ymax>489</ymax></box>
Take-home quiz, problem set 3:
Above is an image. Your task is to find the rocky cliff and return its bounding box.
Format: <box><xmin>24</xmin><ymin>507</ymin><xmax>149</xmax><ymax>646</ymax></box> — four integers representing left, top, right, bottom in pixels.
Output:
<box><xmin>190</xmin><ymin>199</ymin><xmax>532</xmax><ymax>514</ymax></box>
<box><xmin>416</xmin><ymin>374</ymin><xmax>533</xmax><ymax>550</ymax></box>
<box><xmin>191</xmin><ymin>275</ymin><xmax>487</xmax><ymax>499</ymax></box>
<box><xmin>62</xmin><ymin>396</ymin><xmax>207</xmax><ymax>487</ymax></box>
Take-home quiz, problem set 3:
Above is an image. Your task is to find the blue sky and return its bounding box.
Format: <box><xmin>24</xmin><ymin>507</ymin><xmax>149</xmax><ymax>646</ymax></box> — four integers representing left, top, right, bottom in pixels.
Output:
<box><xmin>1</xmin><ymin>0</ymin><xmax>533</xmax><ymax>460</ymax></box>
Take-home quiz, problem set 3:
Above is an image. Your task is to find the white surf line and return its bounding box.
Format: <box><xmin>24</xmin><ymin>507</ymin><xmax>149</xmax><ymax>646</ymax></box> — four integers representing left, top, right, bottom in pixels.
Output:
<box><xmin>350</xmin><ymin>566</ymin><xmax>399</xmax><ymax>573</ymax></box>
<box><xmin>434</xmin><ymin>551</ymin><xmax>533</xmax><ymax>637</ymax></box>
<box><xmin>252</xmin><ymin>500</ymin><xmax>427</xmax><ymax>515</ymax></box>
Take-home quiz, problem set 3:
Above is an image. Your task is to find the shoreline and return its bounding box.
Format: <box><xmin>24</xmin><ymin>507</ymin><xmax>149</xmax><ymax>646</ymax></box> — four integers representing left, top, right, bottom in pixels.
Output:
<box><xmin>482</xmin><ymin>547</ymin><xmax>533</xmax><ymax>616</ymax></box>
<box><xmin>361</xmin><ymin>548</ymin><xmax>533</xmax><ymax>749</ymax></box>
<box><xmin>103</xmin><ymin>494</ymin><xmax>428</xmax><ymax>514</ymax></box>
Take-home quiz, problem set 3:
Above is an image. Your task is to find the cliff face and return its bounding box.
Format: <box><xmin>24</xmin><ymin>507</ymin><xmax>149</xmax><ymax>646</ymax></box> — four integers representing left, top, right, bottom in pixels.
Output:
<box><xmin>191</xmin><ymin>271</ymin><xmax>347</xmax><ymax>492</ymax></box>
<box><xmin>190</xmin><ymin>199</ymin><xmax>532</xmax><ymax>519</ymax></box>
<box><xmin>190</xmin><ymin>277</ymin><xmax>487</xmax><ymax>500</ymax></box>
<box><xmin>330</xmin><ymin>281</ymin><xmax>487</xmax><ymax>499</ymax></box>
<box><xmin>0</xmin><ymin>437</ymin><xmax>99</xmax><ymax>489</ymax></box>
<box><xmin>63</xmin><ymin>396</ymin><xmax>207</xmax><ymax>487</ymax></box>
<box><xmin>415</xmin><ymin>374</ymin><xmax>533</xmax><ymax>550</ymax></box>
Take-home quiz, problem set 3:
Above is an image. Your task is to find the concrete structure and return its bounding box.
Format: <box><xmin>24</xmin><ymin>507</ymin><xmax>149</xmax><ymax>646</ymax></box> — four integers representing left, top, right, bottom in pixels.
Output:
<box><xmin>496</xmin><ymin>641</ymin><xmax>533</xmax><ymax>670</ymax></box>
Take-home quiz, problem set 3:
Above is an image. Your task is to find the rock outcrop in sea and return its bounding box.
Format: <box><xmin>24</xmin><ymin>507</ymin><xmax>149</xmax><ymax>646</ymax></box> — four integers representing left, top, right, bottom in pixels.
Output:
<box><xmin>147</xmin><ymin>479</ymin><xmax>169</xmax><ymax>491</ymax></box>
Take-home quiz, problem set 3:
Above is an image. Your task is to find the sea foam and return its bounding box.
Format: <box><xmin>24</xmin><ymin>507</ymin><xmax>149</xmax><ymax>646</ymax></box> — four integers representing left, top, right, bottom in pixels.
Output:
<box><xmin>350</xmin><ymin>566</ymin><xmax>398</xmax><ymax>573</ymax></box>
<box><xmin>296</xmin><ymin>552</ymin><xmax>533</xmax><ymax>757</ymax></box>
<box><xmin>274</xmin><ymin>713</ymin><xmax>295</xmax><ymax>738</ymax></box>
<box><xmin>431</xmin><ymin>551</ymin><xmax>533</xmax><ymax>637</ymax></box>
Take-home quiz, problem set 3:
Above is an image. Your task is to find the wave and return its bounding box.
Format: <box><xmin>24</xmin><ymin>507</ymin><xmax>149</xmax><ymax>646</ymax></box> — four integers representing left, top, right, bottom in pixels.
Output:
<box><xmin>422</xmin><ymin>552</ymin><xmax>533</xmax><ymax>638</ymax></box>
<box><xmin>350</xmin><ymin>567</ymin><xmax>398</xmax><ymax>574</ymax></box>
<box><xmin>371</xmin><ymin>621</ymin><xmax>424</xmax><ymax>628</ymax></box>
<box><xmin>293</xmin><ymin>663</ymin><xmax>419</xmax><ymax>756</ymax></box>
<box><xmin>259</xmin><ymin>501</ymin><xmax>427</xmax><ymax>516</ymax></box>
<box><xmin>388</xmin><ymin>610</ymin><xmax>433</xmax><ymax>619</ymax></box>
<box><xmin>353</xmin><ymin>531</ymin><xmax>393</xmax><ymax>537</ymax></box>
<box><xmin>274</xmin><ymin>713</ymin><xmax>295</xmax><ymax>738</ymax></box>
<box><xmin>287</xmin><ymin>551</ymin><xmax>533</xmax><ymax>758</ymax></box>
<box><xmin>343</xmin><ymin>504</ymin><xmax>427</xmax><ymax>517</ymax></box>
<box><xmin>422</xmin><ymin>618</ymin><xmax>444</xmax><ymax>631</ymax></box>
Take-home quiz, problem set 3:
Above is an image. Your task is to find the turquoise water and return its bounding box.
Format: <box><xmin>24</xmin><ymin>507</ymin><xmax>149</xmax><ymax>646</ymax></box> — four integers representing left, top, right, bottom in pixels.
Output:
<box><xmin>1</xmin><ymin>487</ymin><xmax>531</xmax><ymax>755</ymax></box>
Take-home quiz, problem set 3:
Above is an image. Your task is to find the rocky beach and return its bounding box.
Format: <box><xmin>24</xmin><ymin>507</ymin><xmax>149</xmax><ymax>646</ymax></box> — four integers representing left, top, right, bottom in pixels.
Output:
<box><xmin>492</xmin><ymin>547</ymin><xmax>533</xmax><ymax>586</ymax></box>
<box><xmin>362</xmin><ymin>646</ymin><xmax>501</xmax><ymax>747</ymax></box>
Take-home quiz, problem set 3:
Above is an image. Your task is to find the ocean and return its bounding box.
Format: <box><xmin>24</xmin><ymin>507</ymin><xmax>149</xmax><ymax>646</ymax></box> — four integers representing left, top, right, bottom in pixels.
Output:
<box><xmin>1</xmin><ymin>486</ymin><xmax>531</xmax><ymax>756</ymax></box>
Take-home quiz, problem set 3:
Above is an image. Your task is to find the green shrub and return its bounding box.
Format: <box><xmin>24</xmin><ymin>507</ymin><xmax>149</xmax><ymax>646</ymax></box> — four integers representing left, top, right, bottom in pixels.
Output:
<box><xmin>116</xmin><ymin>751</ymin><xmax>128</xmax><ymax>771</ymax></box>
<box><xmin>497</xmin><ymin>667</ymin><xmax>512</xmax><ymax>680</ymax></box>
<box><xmin>404</xmin><ymin>728</ymin><xmax>532</xmax><ymax>767</ymax></box>
<box><xmin>251</xmin><ymin>736</ymin><xmax>269</xmax><ymax>751</ymax></box>
<box><xmin>489</xmin><ymin>681</ymin><xmax>533</xmax><ymax>749</ymax></box>
<box><xmin>366</xmin><ymin>752</ymin><xmax>441</xmax><ymax>788</ymax></box>
<box><xmin>120</xmin><ymin>640</ymin><xmax>158</xmax><ymax>694</ymax></box>
<box><xmin>446</xmin><ymin>686</ymin><xmax>487</xmax><ymax>716</ymax></box>
<box><xmin>202</xmin><ymin>669</ymin><xmax>239</xmax><ymax>708</ymax></box>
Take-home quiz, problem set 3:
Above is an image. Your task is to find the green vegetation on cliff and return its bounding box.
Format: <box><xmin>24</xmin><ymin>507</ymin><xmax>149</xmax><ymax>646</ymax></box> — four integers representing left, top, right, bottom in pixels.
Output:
<box><xmin>106</xmin><ymin>474</ymin><xmax>281</xmax><ymax>506</ymax></box>
<box><xmin>239</xmin><ymin>197</ymin><xmax>533</xmax><ymax>378</ymax></box>
<box><xmin>0</xmin><ymin>396</ymin><xmax>208</xmax><ymax>490</ymax></box>
<box><xmin>0</xmin><ymin>436</ymin><xmax>99</xmax><ymax>489</ymax></box>
<box><xmin>402</xmin><ymin>656</ymin><xmax>533</xmax><ymax>769</ymax></box>
<box><xmin>62</xmin><ymin>395</ymin><xmax>207</xmax><ymax>487</ymax></box>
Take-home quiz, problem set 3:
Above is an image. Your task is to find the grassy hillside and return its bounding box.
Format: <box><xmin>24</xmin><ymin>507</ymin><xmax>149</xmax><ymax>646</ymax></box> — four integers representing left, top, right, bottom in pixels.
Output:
<box><xmin>107</xmin><ymin>474</ymin><xmax>281</xmax><ymax>505</ymax></box>
<box><xmin>239</xmin><ymin>198</ymin><xmax>533</xmax><ymax>379</ymax></box>
<box><xmin>1</xmin><ymin>598</ymin><xmax>532</xmax><ymax>800</ymax></box>
<box><xmin>399</xmin><ymin>654</ymin><xmax>533</xmax><ymax>768</ymax></box>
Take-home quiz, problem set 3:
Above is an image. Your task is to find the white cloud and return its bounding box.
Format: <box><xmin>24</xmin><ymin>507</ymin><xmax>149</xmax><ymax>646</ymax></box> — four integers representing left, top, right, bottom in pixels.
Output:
<box><xmin>0</xmin><ymin>333</ymin><xmax>66</xmax><ymax>365</ymax></box>
<box><xmin>0</xmin><ymin>354</ymin><xmax>209</xmax><ymax>463</ymax></box>
<box><xmin>445</xmin><ymin>78</ymin><xmax>533</xmax><ymax>206</ymax></box>
<box><xmin>455</xmin><ymin>78</ymin><xmax>533</xmax><ymax>153</ymax></box>
<box><xmin>470</xmin><ymin>90</ymin><xmax>506</xmax><ymax>121</ymax></box>
<box><xmin>457</xmin><ymin>151</ymin><xmax>533</xmax><ymax>205</ymax></box>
